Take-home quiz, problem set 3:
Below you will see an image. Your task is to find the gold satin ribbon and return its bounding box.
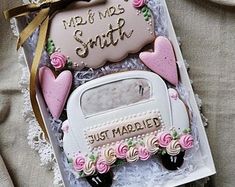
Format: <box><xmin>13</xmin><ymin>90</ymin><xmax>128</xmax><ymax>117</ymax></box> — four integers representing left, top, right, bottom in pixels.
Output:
<box><xmin>4</xmin><ymin>0</ymin><xmax>78</xmax><ymax>139</ymax></box>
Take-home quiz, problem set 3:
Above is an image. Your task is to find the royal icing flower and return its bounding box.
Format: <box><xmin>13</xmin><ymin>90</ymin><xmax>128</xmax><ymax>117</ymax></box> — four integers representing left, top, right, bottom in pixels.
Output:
<box><xmin>126</xmin><ymin>147</ymin><xmax>139</xmax><ymax>162</ymax></box>
<box><xmin>73</xmin><ymin>155</ymin><xmax>85</xmax><ymax>172</ymax></box>
<box><xmin>115</xmin><ymin>142</ymin><xmax>129</xmax><ymax>159</ymax></box>
<box><xmin>61</xmin><ymin>120</ymin><xmax>69</xmax><ymax>133</ymax></box>
<box><xmin>145</xmin><ymin>135</ymin><xmax>159</xmax><ymax>154</ymax></box>
<box><xmin>104</xmin><ymin>147</ymin><xmax>117</xmax><ymax>165</ymax></box>
<box><xmin>138</xmin><ymin>146</ymin><xmax>150</xmax><ymax>161</ymax></box>
<box><xmin>166</xmin><ymin>140</ymin><xmax>181</xmax><ymax>156</ymax></box>
<box><xmin>132</xmin><ymin>0</ymin><xmax>146</xmax><ymax>8</ymax></box>
<box><xmin>179</xmin><ymin>134</ymin><xmax>194</xmax><ymax>150</ymax></box>
<box><xmin>158</xmin><ymin>132</ymin><xmax>173</xmax><ymax>147</ymax></box>
<box><xmin>168</xmin><ymin>88</ymin><xmax>178</xmax><ymax>100</ymax></box>
<box><xmin>96</xmin><ymin>157</ymin><xmax>110</xmax><ymax>174</ymax></box>
<box><xmin>83</xmin><ymin>160</ymin><xmax>96</xmax><ymax>176</ymax></box>
<box><xmin>50</xmin><ymin>52</ymin><xmax>67</xmax><ymax>70</ymax></box>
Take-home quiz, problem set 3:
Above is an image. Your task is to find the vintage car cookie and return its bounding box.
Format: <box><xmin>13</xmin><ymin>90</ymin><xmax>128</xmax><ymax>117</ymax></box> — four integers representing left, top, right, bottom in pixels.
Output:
<box><xmin>62</xmin><ymin>71</ymin><xmax>193</xmax><ymax>178</ymax></box>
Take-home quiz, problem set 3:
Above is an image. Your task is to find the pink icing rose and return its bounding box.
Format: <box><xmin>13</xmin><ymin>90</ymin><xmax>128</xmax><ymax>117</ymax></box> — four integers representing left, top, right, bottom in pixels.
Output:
<box><xmin>96</xmin><ymin>157</ymin><xmax>110</xmax><ymax>174</ymax></box>
<box><xmin>115</xmin><ymin>142</ymin><xmax>128</xmax><ymax>159</ymax></box>
<box><xmin>132</xmin><ymin>0</ymin><xmax>146</xmax><ymax>8</ymax></box>
<box><xmin>73</xmin><ymin>155</ymin><xmax>85</xmax><ymax>172</ymax></box>
<box><xmin>168</xmin><ymin>88</ymin><xmax>178</xmax><ymax>100</ymax></box>
<box><xmin>179</xmin><ymin>134</ymin><xmax>194</xmax><ymax>149</ymax></box>
<box><xmin>50</xmin><ymin>52</ymin><xmax>67</xmax><ymax>70</ymax></box>
<box><xmin>158</xmin><ymin>132</ymin><xmax>173</xmax><ymax>147</ymax></box>
<box><xmin>61</xmin><ymin>120</ymin><xmax>69</xmax><ymax>133</ymax></box>
<box><xmin>138</xmin><ymin>146</ymin><xmax>150</xmax><ymax>161</ymax></box>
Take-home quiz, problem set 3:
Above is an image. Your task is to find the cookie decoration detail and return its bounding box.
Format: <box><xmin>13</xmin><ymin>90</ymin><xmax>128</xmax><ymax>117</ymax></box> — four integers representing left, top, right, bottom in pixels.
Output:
<box><xmin>168</xmin><ymin>88</ymin><xmax>190</xmax><ymax>133</ymax></box>
<box><xmin>39</xmin><ymin>66</ymin><xmax>72</xmax><ymax>119</ymax></box>
<box><xmin>139</xmin><ymin>36</ymin><xmax>179</xmax><ymax>85</ymax></box>
<box><xmin>49</xmin><ymin>0</ymin><xmax>155</xmax><ymax>69</ymax></box>
<box><xmin>63</xmin><ymin>71</ymin><xmax>193</xmax><ymax>176</ymax></box>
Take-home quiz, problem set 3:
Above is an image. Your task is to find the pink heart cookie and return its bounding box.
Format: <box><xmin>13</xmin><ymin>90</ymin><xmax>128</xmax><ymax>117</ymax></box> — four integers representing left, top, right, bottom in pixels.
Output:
<box><xmin>139</xmin><ymin>36</ymin><xmax>178</xmax><ymax>85</ymax></box>
<box><xmin>39</xmin><ymin>66</ymin><xmax>72</xmax><ymax>119</ymax></box>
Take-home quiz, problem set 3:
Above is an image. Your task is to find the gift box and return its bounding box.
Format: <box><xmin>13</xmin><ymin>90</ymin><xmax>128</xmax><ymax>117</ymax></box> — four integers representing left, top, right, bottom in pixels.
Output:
<box><xmin>9</xmin><ymin>0</ymin><xmax>216</xmax><ymax>186</ymax></box>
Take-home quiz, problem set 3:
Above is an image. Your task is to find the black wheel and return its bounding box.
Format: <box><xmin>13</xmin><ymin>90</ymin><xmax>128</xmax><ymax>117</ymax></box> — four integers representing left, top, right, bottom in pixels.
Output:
<box><xmin>160</xmin><ymin>151</ymin><xmax>185</xmax><ymax>170</ymax></box>
<box><xmin>86</xmin><ymin>170</ymin><xmax>113</xmax><ymax>187</ymax></box>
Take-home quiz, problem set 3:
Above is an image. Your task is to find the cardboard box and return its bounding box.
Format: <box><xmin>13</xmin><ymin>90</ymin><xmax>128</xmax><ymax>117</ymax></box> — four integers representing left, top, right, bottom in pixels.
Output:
<box><xmin>16</xmin><ymin>0</ymin><xmax>216</xmax><ymax>186</ymax></box>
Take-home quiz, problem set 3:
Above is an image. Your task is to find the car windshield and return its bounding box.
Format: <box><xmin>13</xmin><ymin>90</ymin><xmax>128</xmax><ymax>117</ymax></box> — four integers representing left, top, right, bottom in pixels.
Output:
<box><xmin>81</xmin><ymin>78</ymin><xmax>151</xmax><ymax>116</ymax></box>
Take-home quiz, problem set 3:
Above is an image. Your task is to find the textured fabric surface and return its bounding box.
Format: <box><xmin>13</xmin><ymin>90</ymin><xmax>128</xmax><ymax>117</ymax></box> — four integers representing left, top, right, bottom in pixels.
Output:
<box><xmin>0</xmin><ymin>155</ymin><xmax>14</xmax><ymax>187</ymax></box>
<box><xmin>166</xmin><ymin>1</ymin><xmax>235</xmax><ymax>187</ymax></box>
<box><xmin>0</xmin><ymin>1</ymin><xmax>54</xmax><ymax>187</ymax></box>
<box><xmin>209</xmin><ymin>0</ymin><xmax>235</xmax><ymax>6</ymax></box>
<box><xmin>0</xmin><ymin>0</ymin><xmax>235</xmax><ymax>187</ymax></box>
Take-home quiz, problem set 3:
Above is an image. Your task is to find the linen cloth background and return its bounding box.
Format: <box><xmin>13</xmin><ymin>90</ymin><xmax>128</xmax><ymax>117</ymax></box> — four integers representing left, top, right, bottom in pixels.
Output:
<box><xmin>0</xmin><ymin>0</ymin><xmax>235</xmax><ymax>186</ymax></box>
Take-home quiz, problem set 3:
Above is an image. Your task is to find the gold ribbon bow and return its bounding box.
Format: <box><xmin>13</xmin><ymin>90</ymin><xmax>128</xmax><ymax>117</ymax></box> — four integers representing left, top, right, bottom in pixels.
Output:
<box><xmin>4</xmin><ymin>0</ymin><xmax>79</xmax><ymax>139</ymax></box>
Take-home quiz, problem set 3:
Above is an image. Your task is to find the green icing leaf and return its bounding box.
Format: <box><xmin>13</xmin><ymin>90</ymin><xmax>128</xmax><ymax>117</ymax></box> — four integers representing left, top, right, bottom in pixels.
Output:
<box><xmin>46</xmin><ymin>38</ymin><xmax>56</xmax><ymax>55</ymax></box>
<box><xmin>66</xmin><ymin>57</ymin><xmax>73</xmax><ymax>69</ymax></box>
<box><xmin>128</xmin><ymin>140</ymin><xmax>133</xmax><ymax>148</ymax></box>
<box><xmin>176</xmin><ymin>135</ymin><xmax>181</xmax><ymax>139</ymax></box>
<box><xmin>161</xmin><ymin>150</ymin><xmax>166</xmax><ymax>156</ymax></box>
<box><xmin>172</xmin><ymin>130</ymin><xmax>178</xmax><ymax>138</ymax></box>
<box><xmin>187</xmin><ymin>128</ymin><xmax>191</xmax><ymax>133</ymax></box>
<box><xmin>140</xmin><ymin>141</ymin><xmax>145</xmax><ymax>146</ymax></box>
<box><xmin>115</xmin><ymin>159</ymin><xmax>125</xmax><ymax>166</ymax></box>
<box><xmin>79</xmin><ymin>171</ymin><xmax>86</xmax><ymax>177</ymax></box>
<box><xmin>67</xmin><ymin>59</ymin><xmax>72</xmax><ymax>64</ymax></box>
<box><xmin>89</xmin><ymin>154</ymin><xmax>96</xmax><ymax>161</ymax></box>
<box><xmin>67</xmin><ymin>158</ymin><xmax>73</xmax><ymax>164</ymax></box>
<box><xmin>141</xmin><ymin>6</ymin><xmax>151</xmax><ymax>21</ymax></box>
<box><xmin>183</xmin><ymin>129</ymin><xmax>188</xmax><ymax>134</ymax></box>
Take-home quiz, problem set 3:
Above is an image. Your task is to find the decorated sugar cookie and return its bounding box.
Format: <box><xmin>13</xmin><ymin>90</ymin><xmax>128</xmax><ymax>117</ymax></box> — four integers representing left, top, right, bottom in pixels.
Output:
<box><xmin>48</xmin><ymin>0</ymin><xmax>155</xmax><ymax>69</ymax></box>
<box><xmin>168</xmin><ymin>88</ymin><xmax>190</xmax><ymax>133</ymax></box>
<box><xmin>139</xmin><ymin>36</ymin><xmax>179</xmax><ymax>85</ymax></box>
<box><xmin>160</xmin><ymin>88</ymin><xmax>193</xmax><ymax>170</ymax></box>
<box><xmin>63</xmin><ymin>71</ymin><xmax>193</xmax><ymax>177</ymax></box>
<box><xmin>39</xmin><ymin>66</ymin><xmax>72</xmax><ymax>119</ymax></box>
